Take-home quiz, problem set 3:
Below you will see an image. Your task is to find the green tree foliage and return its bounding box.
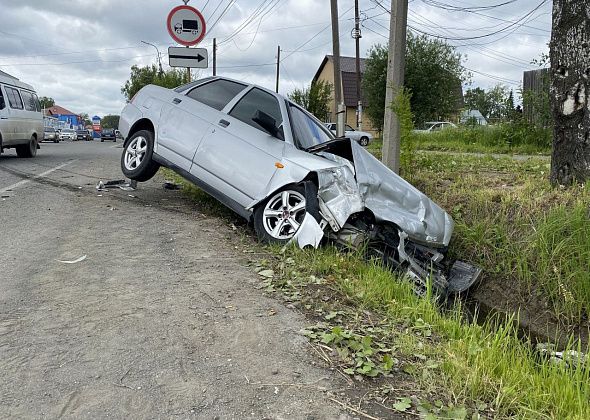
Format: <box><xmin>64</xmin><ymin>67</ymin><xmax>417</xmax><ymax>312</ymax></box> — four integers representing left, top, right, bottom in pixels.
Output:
<box><xmin>121</xmin><ymin>65</ymin><xmax>188</xmax><ymax>101</ymax></box>
<box><xmin>363</xmin><ymin>33</ymin><xmax>467</xmax><ymax>129</ymax></box>
<box><xmin>288</xmin><ymin>80</ymin><xmax>333</xmax><ymax>121</ymax></box>
<box><xmin>464</xmin><ymin>84</ymin><xmax>513</xmax><ymax>122</ymax></box>
<box><xmin>390</xmin><ymin>88</ymin><xmax>415</xmax><ymax>175</ymax></box>
<box><xmin>39</xmin><ymin>96</ymin><xmax>55</xmax><ymax>109</ymax></box>
<box><xmin>79</xmin><ymin>113</ymin><xmax>92</xmax><ymax>126</ymax></box>
<box><xmin>101</xmin><ymin>115</ymin><xmax>120</xmax><ymax>129</ymax></box>
<box><xmin>362</xmin><ymin>45</ymin><xmax>389</xmax><ymax>131</ymax></box>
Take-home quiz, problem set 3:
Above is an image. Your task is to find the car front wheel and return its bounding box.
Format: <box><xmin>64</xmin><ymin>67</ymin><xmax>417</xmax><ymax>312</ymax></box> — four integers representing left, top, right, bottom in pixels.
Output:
<box><xmin>359</xmin><ymin>136</ymin><xmax>369</xmax><ymax>146</ymax></box>
<box><xmin>254</xmin><ymin>184</ymin><xmax>314</xmax><ymax>245</ymax></box>
<box><xmin>121</xmin><ymin>130</ymin><xmax>160</xmax><ymax>182</ymax></box>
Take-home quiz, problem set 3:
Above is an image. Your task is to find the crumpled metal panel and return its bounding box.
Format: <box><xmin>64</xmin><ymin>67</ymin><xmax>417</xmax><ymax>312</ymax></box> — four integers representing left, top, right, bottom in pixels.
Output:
<box><xmin>316</xmin><ymin>165</ymin><xmax>364</xmax><ymax>230</ymax></box>
<box><xmin>289</xmin><ymin>213</ymin><xmax>325</xmax><ymax>248</ymax></box>
<box><xmin>350</xmin><ymin>141</ymin><xmax>454</xmax><ymax>247</ymax></box>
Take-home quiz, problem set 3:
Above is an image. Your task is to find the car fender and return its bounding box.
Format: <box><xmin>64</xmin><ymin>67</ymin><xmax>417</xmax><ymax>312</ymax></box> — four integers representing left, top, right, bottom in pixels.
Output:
<box><xmin>245</xmin><ymin>147</ymin><xmax>342</xmax><ymax>211</ymax></box>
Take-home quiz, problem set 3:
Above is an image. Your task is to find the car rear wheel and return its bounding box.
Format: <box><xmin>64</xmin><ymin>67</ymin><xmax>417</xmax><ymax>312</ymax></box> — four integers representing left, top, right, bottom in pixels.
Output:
<box><xmin>254</xmin><ymin>184</ymin><xmax>314</xmax><ymax>245</ymax></box>
<box><xmin>121</xmin><ymin>130</ymin><xmax>160</xmax><ymax>182</ymax></box>
<box><xmin>359</xmin><ymin>136</ymin><xmax>369</xmax><ymax>146</ymax></box>
<box><xmin>16</xmin><ymin>136</ymin><xmax>37</xmax><ymax>158</ymax></box>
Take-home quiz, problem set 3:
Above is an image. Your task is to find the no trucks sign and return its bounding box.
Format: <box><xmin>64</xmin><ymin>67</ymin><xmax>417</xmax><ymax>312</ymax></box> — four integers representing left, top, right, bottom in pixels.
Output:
<box><xmin>167</xmin><ymin>5</ymin><xmax>206</xmax><ymax>46</ymax></box>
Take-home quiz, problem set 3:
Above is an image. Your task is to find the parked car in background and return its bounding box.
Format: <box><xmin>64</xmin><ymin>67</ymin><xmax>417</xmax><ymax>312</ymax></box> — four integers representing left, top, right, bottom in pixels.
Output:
<box><xmin>0</xmin><ymin>72</ymin><xmax>43</xmax><ymax>157</ymax></box>
<box><xmin>43</xmin><ymin>127</ymin><xmax>59</xmax><ymax>143</ymax></box>
<box><xmin>324</xmin><ymin>123</ymin><xmax>372</xmax><ymax>146</ymax></box>
<box><xmin>118</xmin><ymin>76</ymin><xmax>481</xmax><ymax>296</ymax></box>
<box><xmin>59</xmin><ymin>128</ymin><xmax>76</xmax><ymax>140</ymax></box>
<box><xmin>76</xmin><ymin>129</ymin><xmax>92</xmax><ymax>141</ymax></box>
<box><xmin>101</xmin><ymin>128</ymin><xmax>116</xmax><ymax>142</ymax></box>
<box><xmin>413</xmin><ymin>121</ymin><xmax>457</xmax><ymax>133</ymax></box>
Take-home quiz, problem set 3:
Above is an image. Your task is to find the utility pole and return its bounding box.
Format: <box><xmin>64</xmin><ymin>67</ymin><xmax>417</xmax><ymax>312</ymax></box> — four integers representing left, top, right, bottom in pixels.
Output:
<box><xmin>382</xmin><ymin>0</ymin><xmax>408</xmax><ymax>174</ymax></box>
<box><xmin>330</xmin><ymin>0</ymin><xmax>345</xmax><ymax>138</ymax></box>
<box><xmin>213</xmin><ymin>38</ymin><xmax>217</xmax><ymax>76</ymax></box>
<box><xmin>353</xmin><ymin>0</ymin><xmax>362</xmax><ymax>130</ymax></box>
<box><xmin>275</xmin><ymin>46</ymin><xmax>280</xmax><ymax>93</ymax></box>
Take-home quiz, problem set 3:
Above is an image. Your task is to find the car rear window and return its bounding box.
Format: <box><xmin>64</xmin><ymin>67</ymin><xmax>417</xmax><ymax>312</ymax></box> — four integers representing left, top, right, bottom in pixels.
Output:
<box><xmin>5</xmin><ymin>86</ymin><xmax>23</xmax><ymax>109</ymax></box>
<box><xmin>186</xmin><ymin>79</ymin><xmax>247</xmax><ymax>111</ymax></box>
<box><xmin>228</xmin><ymin>88</ymin><xmax>282</xmax><ymax>133</ymax></box>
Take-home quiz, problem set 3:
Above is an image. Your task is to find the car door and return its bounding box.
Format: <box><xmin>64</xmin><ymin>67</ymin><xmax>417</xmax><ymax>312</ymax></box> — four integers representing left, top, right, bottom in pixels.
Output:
<box><xmin>0</xmin><ymin>85</ymin><xmax>13</xmax><ymax>144</ymax></box>
<box><xmin>191</xmin><ymin>87</ymin><xmax>286</xmax><ymax>206</ymax></box>
<box><xmin>156</xmin><ymin>79</ymin><xmax>247</xmax><ymax>171</ymax></box>
<box><xmin>4</xmin><ymin>86</ymin><xmax>25</xmax><ymax>143</ymax></box>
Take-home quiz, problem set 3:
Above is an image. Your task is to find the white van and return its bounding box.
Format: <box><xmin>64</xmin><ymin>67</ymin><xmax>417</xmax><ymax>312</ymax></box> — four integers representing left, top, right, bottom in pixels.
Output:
<box><xmin>0</xmin><ymin>73</ymin><xmax>44</xmax><ymax>158</ymax></box>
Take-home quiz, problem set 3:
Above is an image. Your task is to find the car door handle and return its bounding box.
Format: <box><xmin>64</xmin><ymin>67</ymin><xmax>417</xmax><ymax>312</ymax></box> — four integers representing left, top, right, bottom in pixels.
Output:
<box><xmin>218</xmin><ymin>119</ymin><xmax>230</xmax><ymax>128</ymax></box>
<box><xmin>172</xmin><ymin>98</ymin><xmax>182</xmax><ymax>104</ymax></box>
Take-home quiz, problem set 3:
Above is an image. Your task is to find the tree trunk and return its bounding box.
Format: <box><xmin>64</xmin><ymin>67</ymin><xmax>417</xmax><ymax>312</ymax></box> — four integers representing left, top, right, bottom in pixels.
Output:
<box><xmin>550</xmin><ymin>1</ymin><xmax>590</xmax><ymax>186</ymax></box>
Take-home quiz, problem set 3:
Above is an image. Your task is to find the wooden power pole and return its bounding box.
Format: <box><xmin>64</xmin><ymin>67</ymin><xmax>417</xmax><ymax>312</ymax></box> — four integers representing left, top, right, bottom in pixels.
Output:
<box><xmin>382</xmin><ymin>0</ymin><xmax>408</xmax><ymax>174</ymax></box>
<box><xmin>213</xmin><ymin>38</ymin><xmax>217</xmax><ymax>76</ymax></box>
<box><xmin>354</xmin><ymin>0</ymin><xmax>362</xmax><ymax>130</ymax></box>
<box><xmin>331</xmin><ymin>0</ymin><xmax>345</xmax><ymax>138</ymax></box>
<box><xmin>275</xmin><ymin>46</ymin><xmax>280</xmax><ymax>93</ymax></box>
<box><xmin>550</xmin><ymin>0</ymin><xmax>590</xmax><ymax>186</ymax></box>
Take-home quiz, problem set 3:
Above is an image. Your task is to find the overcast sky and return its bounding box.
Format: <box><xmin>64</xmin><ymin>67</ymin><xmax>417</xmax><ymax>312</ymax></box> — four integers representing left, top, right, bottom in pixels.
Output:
<box><xmin>0</xmin><ymin>0</ymin><xmax>552</xmax><ymax>117</ymax></box>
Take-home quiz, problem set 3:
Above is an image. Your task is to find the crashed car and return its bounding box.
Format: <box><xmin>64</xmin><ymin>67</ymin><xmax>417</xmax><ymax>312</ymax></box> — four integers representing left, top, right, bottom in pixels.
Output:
<box><xmin>118</xmin><ymin>76</ymin><xmax>481</xmax><ymax>295</ymax></box>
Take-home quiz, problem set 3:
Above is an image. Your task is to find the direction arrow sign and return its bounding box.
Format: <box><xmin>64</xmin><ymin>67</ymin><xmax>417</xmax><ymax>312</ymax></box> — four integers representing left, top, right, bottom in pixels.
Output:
<box><xmin>168</xmin><ymin>47</ymin><xmax>208</xmax><ymax>68</ymax></box>
<box><xmin>167</xmin><ymin>5</ymin><xmax>206</xmax><ymax>46</ymax></box>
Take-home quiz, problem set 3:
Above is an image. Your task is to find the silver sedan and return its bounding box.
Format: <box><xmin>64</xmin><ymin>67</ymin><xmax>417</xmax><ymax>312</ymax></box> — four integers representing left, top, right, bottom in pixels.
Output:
<box><xmin>118</xmin><ymin>76</ymin><xmax>481</xmax><ymax>295</ymax></box>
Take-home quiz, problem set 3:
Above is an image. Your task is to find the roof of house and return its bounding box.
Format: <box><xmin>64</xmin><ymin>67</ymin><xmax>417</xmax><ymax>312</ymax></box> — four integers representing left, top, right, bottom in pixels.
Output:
<box><xmin>313</xmin><ymin>55</ymin><xmax>368</xmax><ymax>107</ymax></box>
<box><xmin>46</xmin><ymin>105</ymin><xmax>77</xmax><ymax>116</ymax></box>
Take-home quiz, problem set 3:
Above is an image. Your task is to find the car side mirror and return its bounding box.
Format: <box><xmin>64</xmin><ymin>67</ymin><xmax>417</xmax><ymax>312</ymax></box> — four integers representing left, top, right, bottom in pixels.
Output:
<box><xmin>252</xmin><ymin>110</ymin><xmax>280</xmax><ymax>138</ymax></box>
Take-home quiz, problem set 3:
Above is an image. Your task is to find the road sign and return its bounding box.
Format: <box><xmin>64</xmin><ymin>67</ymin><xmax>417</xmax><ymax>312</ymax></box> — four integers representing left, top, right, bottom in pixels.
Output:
<box><xmin>167</xmin><ymin>5</ymin><xmax>206</xmax><ymax>46</ymax></box>
<box><xmin>168</xmin><ymin>47</ymin><xmax>208</xmax><ymax>68</ymax></box>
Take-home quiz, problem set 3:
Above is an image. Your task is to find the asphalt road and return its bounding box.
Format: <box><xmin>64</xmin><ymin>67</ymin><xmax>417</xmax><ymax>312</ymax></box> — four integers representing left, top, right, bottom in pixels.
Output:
<box><xmin>0</xmin><ymin>140</ymin><xmax>348</xmax><ymax>419</ymax></box>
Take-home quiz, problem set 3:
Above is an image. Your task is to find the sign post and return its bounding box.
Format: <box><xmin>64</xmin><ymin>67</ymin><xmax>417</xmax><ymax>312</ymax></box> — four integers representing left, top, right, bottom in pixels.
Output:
<box><xmin>166</xmin><ymin>4</ymin><xmax>207</xmax><ymax>79</ymax></box>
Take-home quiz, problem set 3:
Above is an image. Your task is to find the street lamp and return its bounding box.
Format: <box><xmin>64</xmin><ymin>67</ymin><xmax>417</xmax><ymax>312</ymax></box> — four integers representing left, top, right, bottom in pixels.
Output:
<box><xmin>141</xmin><ymin>40</ymin><xmax>163</xmax><ymax>75</ymax></box>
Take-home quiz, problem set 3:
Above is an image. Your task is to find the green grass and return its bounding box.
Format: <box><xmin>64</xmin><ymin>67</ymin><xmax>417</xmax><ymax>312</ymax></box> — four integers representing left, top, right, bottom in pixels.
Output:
<box><xmin>270</xmin><ymin>245</ymin><xmax>590</xmax><ymax>419</ymax></box>
<box><xmin>368</xmin><ymin>123</ymin><xmax>552</xmax><ymax>157</ymax></box>
<box><xmin>404</xmin><ymin>153</ymin><xmax>590</xmax><ymax>324</ymax></box>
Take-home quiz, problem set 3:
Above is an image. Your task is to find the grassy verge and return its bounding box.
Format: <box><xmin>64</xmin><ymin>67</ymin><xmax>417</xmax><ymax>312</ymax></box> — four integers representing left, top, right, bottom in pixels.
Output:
<box><xmin>405</xmin><ymin>153</ymin><xmax>590</xmax><ymax>324</ymax></box>
<box><xmin>368</xmin><ymin>124</ymin><xmax>552</xmax><ymax>157</ymax></box>
<box><xmin>163</xmin><ymin>164</ymin><xmax>590</xmax><ymax>418</ymax></box>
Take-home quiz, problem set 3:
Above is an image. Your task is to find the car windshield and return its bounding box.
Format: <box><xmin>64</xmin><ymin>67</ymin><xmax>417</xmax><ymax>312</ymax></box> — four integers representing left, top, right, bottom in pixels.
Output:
<box><xmin>45</xmin><ymin>128</ymin><xmax>55</xmax><ymax>132</ymax></box>
<box><xmin>76</xmin><ymin>130</ymin><xmax>86</xmax><ymax>133</ymax></box>
<box><xmin>63</xmin><ymin>129</ymin><xmax>74</xmax><ymax>133</ymax></box>
<box><xmin>288</xmin><ymin>103</ymin><xmax>334</xmax><ymax>149</ymax></box>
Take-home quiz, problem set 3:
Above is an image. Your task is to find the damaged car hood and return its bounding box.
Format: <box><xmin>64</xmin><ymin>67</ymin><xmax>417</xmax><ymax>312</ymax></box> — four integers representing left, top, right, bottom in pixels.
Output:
<box><xmin>309</xmin><ymin>139</ymin><xmax>453</xmax><ymax>248</ymax></box>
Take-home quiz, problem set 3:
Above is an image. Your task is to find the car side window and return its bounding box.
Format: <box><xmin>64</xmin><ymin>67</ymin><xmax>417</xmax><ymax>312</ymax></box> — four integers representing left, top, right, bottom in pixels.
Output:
<box><xmin>0</xmin><ymin>86</ymin><xmax>5</xmax><ymax>110</ymax></box>
<box><xmin>228</xmin><ymin>88</ymin><xmax>283</xmax><ymax>133</ymax></box>
<box><xmin>5</xmin><ymin>87</ymin><xmax>23</xmax><ymax>110</ymax></box>
<box><xmin>345</xmin><ymin>125</ymin><xmax>354</xmax><ymax>131</ymax></box>
<box><xmin>186</xmin><ymin>79</ymin><xmax>247</xmax><ymax>111</ymax></box>
<box><xmin>32</xmin><ymin>93</ymin><xmax>41</xmax><ymax>112</ymax></box>
<box><xmin>21</xmin><ymin>91</ymin><xmax>36</xmax><ymax>112</ymax></box>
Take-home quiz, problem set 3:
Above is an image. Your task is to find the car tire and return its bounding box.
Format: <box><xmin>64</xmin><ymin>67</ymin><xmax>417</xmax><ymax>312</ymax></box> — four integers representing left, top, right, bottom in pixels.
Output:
<box><xmin>253</xmin><ymin>183</ymin><xmax>319</xmax><ymax>245</ymax></box>
<box><xmin>359</xmin><ymin>136</ymin><xmax>369</xmax><ymax>146</ymax></box>
<box><xmin>54</xmin><ymin>139</ymin><xmax>58</xmax><ymax>143</ymax></box>
<box><xmin>101</xmin><ymin>139</ymin><xmax>104</xmax><ymax>142</ymax></box>
<box><xmin>16</xmin><ymin>136</ymin><xmax>37</xmax><ymax>158</ymax></box>
<box><xmin>121</xmin><ymin>129</ymin><xmax>160</xmax><ymax>182</ymax></box>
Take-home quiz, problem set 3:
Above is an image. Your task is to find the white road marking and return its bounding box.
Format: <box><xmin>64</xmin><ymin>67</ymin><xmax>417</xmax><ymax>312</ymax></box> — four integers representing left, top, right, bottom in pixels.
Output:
<box><xmin>0</xmin><ymin>161</ymin><xmax>75</xmax><ymax>193</ymax></box>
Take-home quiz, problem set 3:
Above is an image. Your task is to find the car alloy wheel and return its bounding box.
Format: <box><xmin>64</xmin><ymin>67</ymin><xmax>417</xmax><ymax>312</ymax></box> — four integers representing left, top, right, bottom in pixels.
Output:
<box><xmin>359</xmin><ymin>137</ymin><xmax>369</xmax><ymax>146</ymax></box>
<box><xmin>262</xmin><ymin>190</ymin><xmax>306</xmax><ymax>240</ymax></box>
<box><xmin>123</xmin><ymin>135</ymin><xmax>148</xmax><ymax>171</ymax></box>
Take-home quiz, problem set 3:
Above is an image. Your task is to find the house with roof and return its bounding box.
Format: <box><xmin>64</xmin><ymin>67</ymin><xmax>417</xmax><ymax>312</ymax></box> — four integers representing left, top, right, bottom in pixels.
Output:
<box><xmin>45</xmin><ymin>105</ymin><xmax>83</xmax><ymax>130</ymax></box>
<box><xmin>312</xmin><ymin>55</ymin><xmax>378</xmax><ymax>134</ymax></box>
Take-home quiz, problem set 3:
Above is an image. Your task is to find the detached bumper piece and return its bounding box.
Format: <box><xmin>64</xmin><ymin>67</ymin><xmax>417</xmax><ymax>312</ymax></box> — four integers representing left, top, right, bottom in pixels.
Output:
<box><xmin>446</xmin><ymin>260</ymin><xmax>483</xmax><ymax>294</ymax></box>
